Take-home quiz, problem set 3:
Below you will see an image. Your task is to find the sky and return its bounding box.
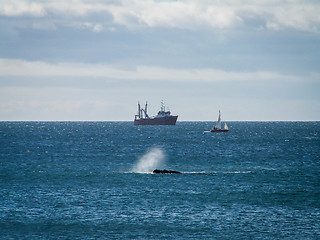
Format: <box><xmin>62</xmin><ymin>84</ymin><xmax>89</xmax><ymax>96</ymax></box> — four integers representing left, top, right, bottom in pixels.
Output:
<box><xmin>0</xmin><ymin>0</ymin><xmax>320</xmax><ymax>121</ymax></box>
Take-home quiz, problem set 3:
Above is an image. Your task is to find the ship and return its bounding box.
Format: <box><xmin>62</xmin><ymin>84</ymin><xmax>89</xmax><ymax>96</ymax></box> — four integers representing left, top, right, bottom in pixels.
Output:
<box><xmin>210</xmin><ymin>110</ymin><xmax>229</xmax><ymax>132</ymax></box>
<box><xmin>134</xmin><ymin>101</ymin><xmax>178</xmax><ymax>125</ymax></box>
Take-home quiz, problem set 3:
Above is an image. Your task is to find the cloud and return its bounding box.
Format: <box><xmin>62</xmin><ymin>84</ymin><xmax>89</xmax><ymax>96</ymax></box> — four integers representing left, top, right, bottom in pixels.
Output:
<box><xmin>0</xmin><ymin>0</ymin><xmax>46</xmax><ymax>17</ymax></box>
<box><xmin>0</xmin><ymin>0</ymin><xmax>320</xmax><ymax>32</ymax></box>
<box><xmin>263</xmin><ymin>2</ymin><xmax>320</xmax><ymax>32</ymax></box>
<box><xmin>107</xmin><ymin>1</ymin><xmax>241</xmax><ymax>29</ymax></box>
<box><xmin>0</xmin><ymin>58</ymin><xmax>305</xmax><ymax>84</ymax></box>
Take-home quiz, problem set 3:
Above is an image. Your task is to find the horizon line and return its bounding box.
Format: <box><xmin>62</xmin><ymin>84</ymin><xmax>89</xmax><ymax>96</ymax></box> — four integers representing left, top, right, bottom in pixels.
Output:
<box><xmin>1</xmin><ymin>120</ymin><xmax>319</xmax><ymax>122</ymax></box>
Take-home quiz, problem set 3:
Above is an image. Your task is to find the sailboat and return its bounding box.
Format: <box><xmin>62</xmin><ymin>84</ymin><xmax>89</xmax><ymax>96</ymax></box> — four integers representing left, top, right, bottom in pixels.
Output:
<box><xmin>210</xmin><ymin>110</ymin><xmax>229</xmax><ymax>132</ymax></box>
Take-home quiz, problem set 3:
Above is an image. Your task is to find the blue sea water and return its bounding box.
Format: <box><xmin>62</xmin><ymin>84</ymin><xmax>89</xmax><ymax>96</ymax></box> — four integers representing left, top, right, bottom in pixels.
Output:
<box><xmin>0</xmin><ymin>121</ymin><xmax>319</xmax><ymax>239</ymax></box>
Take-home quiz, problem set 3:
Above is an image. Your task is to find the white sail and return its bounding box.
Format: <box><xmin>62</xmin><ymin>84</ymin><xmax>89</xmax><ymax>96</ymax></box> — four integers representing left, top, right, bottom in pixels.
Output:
<box><xmin>224</xmin><ymin>122</ymin><xmax>228</xmax><ymax>130</ymax></box>
<box><xmin>214</xmin><ymin>110</ymin><xmax>222</xmax><ymax>129</ymax></box>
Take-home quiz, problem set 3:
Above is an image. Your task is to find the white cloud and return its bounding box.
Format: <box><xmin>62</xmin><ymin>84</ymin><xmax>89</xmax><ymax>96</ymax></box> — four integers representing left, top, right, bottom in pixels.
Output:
<box><xmin>0</xmin><ymin>58</ymin><xmax>304</xmax><ymax>83</ymax></box>
<box><xmin>107</xmin><ymin>1</ymin><xmax>241</xmax><ymax>29</ymax></box>
<box><xmin>93</xmin><ymin>23</ymin><xmax>103</xmax><ymax>32</ymax></box>
<box><xmin>264</xmin><ymin>2</ymin><xmax>320</xmax><ymax>32</ymax></box>
<box><xmin>0</xmin><ymin>0</ymin><xmax>46</xmax><ymax>17</ymax></box>
<box><xmin>0</xmin><ymin>0</ymin><xmax>320</xmax><ymax>32</ymax></box>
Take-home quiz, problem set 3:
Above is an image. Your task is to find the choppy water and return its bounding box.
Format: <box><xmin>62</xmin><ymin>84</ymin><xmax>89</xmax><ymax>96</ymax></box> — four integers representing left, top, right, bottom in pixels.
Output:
<box><xmin>0</xmin><ymin>121</ymin><xmax>319</xmax><ymax>239</ymax></box>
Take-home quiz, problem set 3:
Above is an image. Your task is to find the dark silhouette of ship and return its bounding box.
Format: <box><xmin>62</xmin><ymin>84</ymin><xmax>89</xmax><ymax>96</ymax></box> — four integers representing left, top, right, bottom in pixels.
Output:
<box><xmin>134</xmin><ymin>101</ymin><xmax>178</xmax><ymax>125</ymax></box>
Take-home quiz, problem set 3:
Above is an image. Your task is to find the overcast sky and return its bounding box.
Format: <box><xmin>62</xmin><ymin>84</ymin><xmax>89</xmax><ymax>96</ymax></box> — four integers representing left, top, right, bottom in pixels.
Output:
<box><xmin>1</xmin><ymin>0</ymin><xmax>320</xmax><ymax>121</ymax></box>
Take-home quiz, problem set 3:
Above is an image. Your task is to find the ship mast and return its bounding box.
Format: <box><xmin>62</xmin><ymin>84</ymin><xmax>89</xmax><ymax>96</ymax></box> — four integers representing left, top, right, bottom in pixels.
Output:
<box><xmin>145</xmin><ymin>102</ymin><xmax>148</xmax><ymax>118</ymax></box>
<box><xmin>161</xmin><ymin>100</ymin><xmax>165</xmax><ymax>112</ymax></box>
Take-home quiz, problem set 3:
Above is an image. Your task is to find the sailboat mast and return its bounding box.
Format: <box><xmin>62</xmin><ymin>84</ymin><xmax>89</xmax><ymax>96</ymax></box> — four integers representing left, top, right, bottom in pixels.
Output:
<box><xmin>214</xmin><ymin>110</ymin><xmax>222</xmax><ymax>130</ymax></box>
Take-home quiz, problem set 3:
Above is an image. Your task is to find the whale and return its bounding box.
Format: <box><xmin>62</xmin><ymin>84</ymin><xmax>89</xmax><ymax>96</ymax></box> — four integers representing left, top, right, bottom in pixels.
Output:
<box><xmin>153</xmin><ymin>169</ymin><xmax>181</xmax><ymax>174</ymax></box>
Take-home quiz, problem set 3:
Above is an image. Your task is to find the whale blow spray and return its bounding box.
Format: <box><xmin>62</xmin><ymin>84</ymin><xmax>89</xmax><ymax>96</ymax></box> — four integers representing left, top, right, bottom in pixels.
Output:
<box><xmin>132</xmin><ymin>147</ymin><xmax>165</xmax><ymax>173</ymax></box>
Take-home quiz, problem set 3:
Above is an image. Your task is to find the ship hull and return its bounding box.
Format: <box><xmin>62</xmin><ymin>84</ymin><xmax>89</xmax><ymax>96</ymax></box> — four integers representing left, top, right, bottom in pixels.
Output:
<box><xmin>134</xmin><ymin>116</ymin><xmax>178</xmax><ymax>125</ymax></box>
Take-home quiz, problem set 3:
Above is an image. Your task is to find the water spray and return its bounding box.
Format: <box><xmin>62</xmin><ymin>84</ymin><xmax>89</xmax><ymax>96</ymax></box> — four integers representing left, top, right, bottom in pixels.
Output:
<box><xmin>132</xmin><ymin>147</ymin><xmax>165</xmax><ymax>173</ymax></box>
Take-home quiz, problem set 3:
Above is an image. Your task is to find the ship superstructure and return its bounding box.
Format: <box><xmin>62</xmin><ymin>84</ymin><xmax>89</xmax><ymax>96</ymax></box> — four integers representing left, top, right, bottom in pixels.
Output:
<box><xmin>134</xmin><ymin>101</ymin><xmax>178</xmax><ymax>125</ymax></box>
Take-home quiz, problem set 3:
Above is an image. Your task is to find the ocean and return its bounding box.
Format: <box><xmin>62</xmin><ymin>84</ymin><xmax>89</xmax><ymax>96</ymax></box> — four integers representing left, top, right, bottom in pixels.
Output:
<box><xmin>0</xmin><ymin>121</ymin><xmax>319</xmax><ymax>239</ymax></box>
